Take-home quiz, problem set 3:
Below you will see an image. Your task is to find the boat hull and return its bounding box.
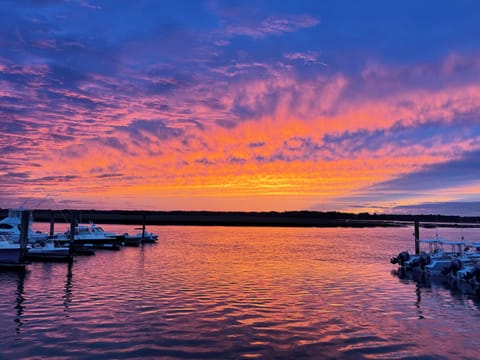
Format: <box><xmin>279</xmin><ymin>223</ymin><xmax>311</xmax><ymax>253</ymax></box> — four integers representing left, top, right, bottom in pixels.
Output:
<box><xmin>0</xmin><ymin>248</ymin><xmax>22</xmax><ymax>265</ymax></box>
<box><xmin>27</xmin><ymin>248</ymin><xmax>71</xmax><ymax>262</ymax></box>
<box><xmin>54</xmin><ymin>235</ymin><xmax>124</xmax><ymax>249</ymax></box>
<box><xmin>124</xmin><ymin>233</ymin><xmax>158</xmax><ymax>244</ymax></box>
<box><xmin>82</xmin><ymin>242</ymin><xmax>121</xmax><ymax>250</ymax></box>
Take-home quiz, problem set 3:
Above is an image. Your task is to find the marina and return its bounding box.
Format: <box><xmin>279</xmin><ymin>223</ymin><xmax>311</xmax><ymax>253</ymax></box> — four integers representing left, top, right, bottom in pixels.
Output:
<box><xmin>2</xmin><ymin>225</ymin><xmax>480</xmax><ymax>359</ymax></box>
<box><xmin>391</xmin><ymin>221</ymin><xmax>480</xmax><ymax>290</ymax></box>
<box><xmin>0</xmin><ymin>209</ymin><xmax>158</xmax><ymax>268</ymax></box>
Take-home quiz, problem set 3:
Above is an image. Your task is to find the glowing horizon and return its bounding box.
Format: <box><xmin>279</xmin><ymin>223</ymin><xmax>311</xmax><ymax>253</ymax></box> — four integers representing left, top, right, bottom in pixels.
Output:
<box><xmin>1</xmin><ymin>1</ymin><xmax>480</xmax><ymax>215</ymax></box>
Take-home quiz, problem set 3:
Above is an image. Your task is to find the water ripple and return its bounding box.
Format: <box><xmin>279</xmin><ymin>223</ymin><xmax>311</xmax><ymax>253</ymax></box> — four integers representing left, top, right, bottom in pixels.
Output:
<box><xmin>2</xmin><ymin>226</ymin><xmax>480</xmax><ymax>359</ymax></box>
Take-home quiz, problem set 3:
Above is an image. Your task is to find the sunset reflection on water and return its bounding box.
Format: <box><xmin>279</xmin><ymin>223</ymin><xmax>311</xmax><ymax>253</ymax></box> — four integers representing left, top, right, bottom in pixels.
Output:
<box><xmin>1</xmin><ymin>225</ymin><xmax>480</xmax><ymax>359</ymax></box>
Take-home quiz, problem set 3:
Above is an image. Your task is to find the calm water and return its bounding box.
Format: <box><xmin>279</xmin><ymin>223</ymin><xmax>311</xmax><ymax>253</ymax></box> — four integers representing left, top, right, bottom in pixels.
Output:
<box><xmin>2</xmin><ymin>225</ymin><xmax>480</xmax><ymax>359</ymax></box>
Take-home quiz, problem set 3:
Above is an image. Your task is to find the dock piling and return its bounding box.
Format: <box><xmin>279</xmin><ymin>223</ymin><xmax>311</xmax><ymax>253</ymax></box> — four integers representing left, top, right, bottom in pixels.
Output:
<box><xmin>414</xmin><ymin>219</ymin><xmax>420</xmax><ymax>255</ymax></box>
<box><xmin>19</xmin><ymin>210</ymin><xmax>30</xmax><ymax>262</ymax></box>
<box><xmin>68</xmin><ymin>211</ymin><xmax>76</xmax><ymax>258</ymax></box>
<box><xmin>49</xmin><ymin>210</ymin><xmax>55</xmax><ymax>237</ymax></box>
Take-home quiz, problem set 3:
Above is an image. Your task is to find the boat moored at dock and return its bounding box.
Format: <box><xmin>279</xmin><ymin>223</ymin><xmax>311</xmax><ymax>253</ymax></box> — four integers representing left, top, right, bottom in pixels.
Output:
<box><xmin>0</xmin><ymin>235</ymin><xmax>25</xmax><ymax>267</ymax></box>
<box><xmin>391</xmin><ymin>221</ymin><xmax>480</xmax><ymax>288</ymax></box>
<box><xmin>0</xmin><ymin>208</ymin><xmax>48</xmax><ymax>243</ymax></box>
<box><xmin>0</xmin><ymin>212</ymin><xmax>31</xmax><ymax>269</ymax></box>
<box><xmin>124</xmin><ymin>231</ymin><xmax>158</xmax><ymax>244</ymax></box>
<box><xmin>52</xmin><ymin>222</ymin><xmax>124</xmax><ymax>249</ymax></box>
<box><xmin>26</xmin><ymin>239</ymin><xmax>71</xmax><ymax>261</ymax></box>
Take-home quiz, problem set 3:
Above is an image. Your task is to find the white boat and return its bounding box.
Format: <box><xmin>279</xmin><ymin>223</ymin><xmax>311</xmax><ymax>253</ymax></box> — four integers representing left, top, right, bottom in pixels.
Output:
<box><xmin>391</xmin><ymin>226</ymin><xmax>480</xmax><ymax>289</ymax></box>
<box><xmin>391</xmin><ymin>238</ymin><xmax>446</xmax><ymax>270</ymax></box>
<box><xmin>439</xmin><ymin>240</ymin><xmax>480</xmax><ymax>278</ymax></box>
<box><xmin>0</xmin><ymin>234</ymin><xmax>24</xmax><ymax>266</ymax></box>
<box><xmin>464</xmin><ymin>241</ymin><xmax>480</xmax><ymax>261</ymax></box>
<box><xmin>124</xmin><ymin>231</ymin><xmax>158</xmax><ymax>244</ymax></box>
<box><xmin>422</xmin><ymin>240</ymin><xmax>466</xmax><ymax>274</ymax></box>
<box><xmin>27</xmin><ymin>239</ymin><xmax>71</xmax><ymax>261</ymax></box>
<box><xmin>53</xmin><ymin>222</ymin><xmax>124</xmax><ymax>249</ymax></box>
<box><xmin>392</xmin><ymin>237</ymin><xmax>467</xmax><ymax>272</ymax></box>
<box><xmin>0</xmin><ymin>208</ymin><xmax>48</xmax><ymax>243</ymax></box>
<box><xmin>392</xmin><ymin>236</ymin><xmax>480</xmax><ymax>276</ymax></box>
<box><xmin>459</xmin><ymin>262</ymin><xmax>480</xmax><ymax>285</ymax></box>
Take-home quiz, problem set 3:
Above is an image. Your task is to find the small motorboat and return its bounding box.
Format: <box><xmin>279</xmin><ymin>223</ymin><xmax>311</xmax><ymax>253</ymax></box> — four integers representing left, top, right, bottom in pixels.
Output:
<box><xmin>391</xmin><ymin>238</ymin><xmax>446</xmax><ymax>271</ymax></box>
<box><xmin>53</xmin><ymin>222</ymin><xmax>124</xmax><ymax>249</ymax></box>
<box><xmin>27</xmin><ymin>239</ymin><xmax>71</xmax><ymax>261</ymax></box>
<box><xmin>124</xmin><ymin>231</ymin><xmax>158</xmax><ymax>244</ymax></box>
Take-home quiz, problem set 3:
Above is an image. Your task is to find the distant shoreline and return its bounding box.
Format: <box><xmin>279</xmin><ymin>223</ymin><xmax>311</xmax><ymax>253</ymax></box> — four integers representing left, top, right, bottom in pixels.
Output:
<box><xmin>2</xmin><ymin>209</ymin><xmax>480</xmax><ymax>228</ymax></box>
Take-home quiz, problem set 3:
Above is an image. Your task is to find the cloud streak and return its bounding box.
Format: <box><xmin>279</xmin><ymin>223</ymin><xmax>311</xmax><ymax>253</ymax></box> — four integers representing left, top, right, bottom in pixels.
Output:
<box><xmin>225</xmin><ymin>14</ymin><xmax>320</xmax><ymax>39</ymax></box>
<box><xmin>370</xmin><ymin>150</ymin><xmax>480</xmax><ymax>193</ymax></box>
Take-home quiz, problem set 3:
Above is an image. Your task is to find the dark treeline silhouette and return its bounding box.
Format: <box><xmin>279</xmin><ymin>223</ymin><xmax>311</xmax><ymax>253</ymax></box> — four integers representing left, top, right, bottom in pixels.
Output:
<box><xmin>1</xmin><ymin>209</ymin><xmax>479</xmax><ymax>227</ymax></box>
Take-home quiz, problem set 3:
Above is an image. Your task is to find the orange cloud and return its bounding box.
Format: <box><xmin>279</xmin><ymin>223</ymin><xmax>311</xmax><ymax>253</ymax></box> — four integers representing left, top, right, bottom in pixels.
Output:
<box><xmin>3</xmin><ymin>52</ymin><xmax>480</xmax><ymax>211</ymax></box>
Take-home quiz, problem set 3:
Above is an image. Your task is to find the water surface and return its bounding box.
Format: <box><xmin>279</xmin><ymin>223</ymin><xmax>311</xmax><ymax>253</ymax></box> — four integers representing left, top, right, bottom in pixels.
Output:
<box><xmin>1</xmin><ymin>226</ymin><xmax>480</xmax><ymax>359</ymax></box>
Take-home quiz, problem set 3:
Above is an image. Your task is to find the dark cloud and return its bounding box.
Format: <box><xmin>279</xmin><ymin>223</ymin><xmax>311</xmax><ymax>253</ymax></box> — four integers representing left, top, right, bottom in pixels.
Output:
<box><xmin>371</xmin><ymin>150</ymin><xmax>480</xmax><ymax>192</ymax></box>
<box><xmin>98</xmin><ymin>137</ymin><xmax>125</xmax><ymax>151</ymax></box>
<box><xmin>5</xmin><ymin>172</ymin><xmax>31</xmax><ymax>179</ymax></box>
<box><xmin>0</xmin><ymin>120</ymin><xmax>29</xmax><ymax>136</ymax></box>
<box><xmin>195</xmin><ymin>157</ymin><xmax>215</xmax><ymax>165</ymax></box>
<box><xmin>50</xmin><ymin>133</ymin><xmax>76</xmax><ymax>142</ymax></box>
<box><xmin>182</xmin><ymin>119</ymin><xmax>205</xmax><ymax>131</ymax></box>
<box><xmin>390</xmin><ymin>201</ymin><xmax>480</xmax><ymax>216</ymax></box>
<box><xmin>358</xmin><ymin>53</ymin><xmax>480</xmax><ymax>98</ymax></box>
<box><xmin>118</xmin><ymin>119</ymin><xmax>184</xmax><ymax>141</ymax></box>
<box><xmin>47</xmin><ymin>65</ymin><xmax>88</xmax><ymax>88</ymax></box>
<box><xmin>322</xmin><ymin>128</ymin><xmax>385</xmax><ymax>156</ymax></box>
<box><xmin>96</xmin><ymin>173</ymin><xmax>124</xmax><ymax>179</ymax></box>
<box><xmin>322</xmin><ymin>119</ymin><xmax>480</xmax><ymax>160</ymax></box>
<box><xmin>228</xmin><ymin>156</ymin><xmax>246</xmax><ymax>164</ymax></box>
<box><xmin>34</xmin><ymin>175</ymin><xmax>79</xmax><ymax>182</ymax></box>
<box><xmin>284</xmin><ymin>136</ymin><xmax>320</xmax><ymax>153</ymax></box>
<box><xmin>199</xmin><ymin>97</ymin><xmax>227</xmax><ymax>111</ymax></box>
<box><xmin>215</xmin><ymin>119</ymin><xmax>237</xmax><ymax>129</ymax></box>
<box><xmin>248</xmin><ymin>137</ymin><xmax>323</xmax><ymax>163</ymax></box>
<box><xmin>248</xmin><ymin>137</ymin><xmax>321</xmax><ymax>163</ymax></box>
<box><xmin>231</xmin><ymin>88</ymin><xmax>279</xmax><ymax>121</ymax></box>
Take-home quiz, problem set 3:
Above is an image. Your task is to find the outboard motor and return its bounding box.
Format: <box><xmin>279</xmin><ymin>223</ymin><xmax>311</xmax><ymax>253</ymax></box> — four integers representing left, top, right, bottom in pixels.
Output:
<box><xmin>406</xmin><ymin>252</ymin><xmax>430</xmax><ymax>271</ymax></box>
<box><xmin>462</xmin><ymin>264</ymin><xmax>480</xmax><ymax>282</ymax></box>
<box><xmin>407</xmin><ymin>257</ymin><xmax>420</xmax><ymax>270</ymax></box>
<box><xmin>474</xmin><ymin>268</ymin><xmax>480</xmax><ymax>284</ymax></box>
<box><xmin>441</xmin><ymin>258</ymin><xmax>463</xmax><ymax>276</ymax></box>
<box><xmin>390</xmin><ymin>251</ymin><xmax>410</xmax><ymax>265</ymax></box>
<box><xmin>418</xmin><ymin>252</ymin><xmax>431</xmax><ymax>270</ymax></box>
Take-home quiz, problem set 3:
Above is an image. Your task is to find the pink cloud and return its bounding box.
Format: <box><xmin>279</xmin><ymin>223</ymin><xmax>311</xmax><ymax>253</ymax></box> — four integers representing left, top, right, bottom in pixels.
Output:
<box><xmin>284</xmin><ymin>51</ymin><xmax>326</xmax><ymax>65</ymax></box>
<box><xmin>362</xmin><ymin>51</ymin><xmax>480</xmax><ymax>88</ymax></box>
<box><xmin>2</xmin><ymin>48</ymin><xmax>480</xmax><ymax>211</ymax></box>
<box><xmin>226</xmin><ymin>14</ymin><xmax>320</xmax><ymax>39</ymax></box>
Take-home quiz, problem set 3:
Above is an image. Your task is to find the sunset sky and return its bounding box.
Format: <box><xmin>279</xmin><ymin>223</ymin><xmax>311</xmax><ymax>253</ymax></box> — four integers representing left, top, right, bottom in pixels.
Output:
<box><xmin>1</xmin><ymin>1</ymin><xmax>480</xmax><ymax>214</ymax></box>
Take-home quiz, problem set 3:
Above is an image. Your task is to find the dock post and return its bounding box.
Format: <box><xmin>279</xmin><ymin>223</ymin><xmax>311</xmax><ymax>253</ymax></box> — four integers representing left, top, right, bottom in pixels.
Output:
<box><xmin>69</xmin><ymin>211</ymin><xmax>76</xmax><ymax>258</ymax></box>
<box><xmin>142</xmin><ymin>214</ymin><xmax>146</xmax><ymax>240</ymax></box>
<box><xmin>414</xmin><ymin>219</ymin><xmax>420</xmax><ymax>255</ymax></box>
<box><xmin>49</xmin><ymin>210</ymin><xmax>55</xmax><ymax>237</ymax></box>
<box><xmin>19</xmin><ymin>210</ymin><xmax>30</xmax><ymax>262</ymax></box>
